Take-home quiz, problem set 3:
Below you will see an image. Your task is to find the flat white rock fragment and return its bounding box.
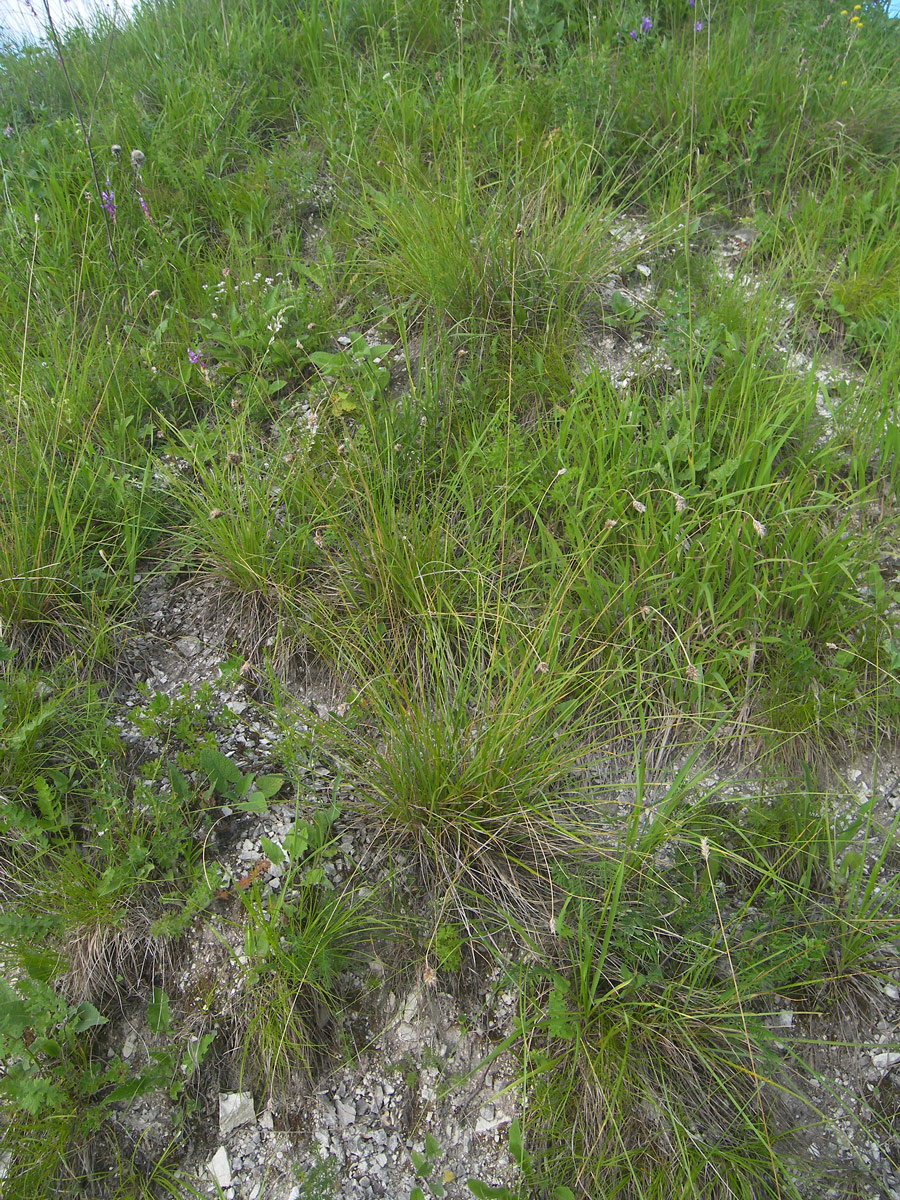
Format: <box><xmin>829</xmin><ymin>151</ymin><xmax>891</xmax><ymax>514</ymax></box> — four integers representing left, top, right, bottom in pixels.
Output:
<box><xmin>219</xmin><ymin>1092</ymin><xmax>255</xmax><ymax>1135</ymax></box>
<box><xmin>207</xmin><ymin>1146</ymin><xmax>232</xmax><ymax>1188</ymax></box>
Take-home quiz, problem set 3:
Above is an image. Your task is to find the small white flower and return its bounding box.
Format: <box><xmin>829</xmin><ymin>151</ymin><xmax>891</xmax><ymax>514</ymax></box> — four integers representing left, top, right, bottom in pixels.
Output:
<box><xmin>752</xmin><ymin>518</ymin><xmax>767</xmax><ymax>538</ymax></box>
<box><xmin>632</xmin><ymin>499</ymin><xmax>647</xmax><ymax>514</ymax></box>
<box><xmin>674</xmin><ymin>493</ymin><xmax>687</xmax><ymax>512</ymax></box>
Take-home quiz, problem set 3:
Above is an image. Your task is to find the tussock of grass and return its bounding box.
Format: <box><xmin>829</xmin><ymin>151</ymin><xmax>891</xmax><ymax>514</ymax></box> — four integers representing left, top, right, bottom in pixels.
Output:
<box><xmin>1</xmin><ymin>0</ymin><xmax>900</xmax><ymax>1194</ymax></box>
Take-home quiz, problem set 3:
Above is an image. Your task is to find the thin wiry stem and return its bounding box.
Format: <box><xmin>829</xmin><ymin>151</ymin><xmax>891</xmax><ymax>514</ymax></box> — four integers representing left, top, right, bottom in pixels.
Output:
<box><xmin>40</xmin><ymin>0</ymin><xmax>129</xmax><ymax>311</ymax></box>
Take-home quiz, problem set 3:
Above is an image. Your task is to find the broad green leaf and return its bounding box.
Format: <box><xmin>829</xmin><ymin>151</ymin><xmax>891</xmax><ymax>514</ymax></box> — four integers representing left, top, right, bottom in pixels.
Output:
<box><xmin>235</xmin><ymin>792</ymin><xmax>268</xmax><ymax>813</ymax></box>
<box><xmin>260</xmin><ymin>836</ymin><xmax>286</xmax><ymax>865</ymax></box>
<box><xmin>508</xmin><ymin>1119</ymin><xmax>525</xmax><ymax>1169</ymax></box>
<box><xmin>182</xmin><ymin>1030</ymin><xmax>217</xmax><ymax>1074</ymax></box>
<box><xmin>425</xmin><ymin>1132</ymin><xmax>441</xmax><ymax>1159</ymax></box>
<box><xmin>148</xmin><ymin>988</ymin><xmax>171</xmax><ymax>1033</ymax></box>
<box><xmin>467</xmin><ymin>1182</ymin><xmax>514</xmax><ymax>1200</ymax></box>
<box><xmin>7</xmin><ymin>701</ymin><xmax>59</xmax><ymax>751</ymax></box>
<box><xmin>199</xmin><ymin>747</ymin><xmax>243</xmax><ymax>790</ymax></box>
<box><xmin>31</xmin><ymin>1036</ymin><xmax>61</xmax><ymax>1059</ymax></box>
<box><xmin>106</xmin><ymin>1075</ymin><xmax>156</xmax><ymax>1104</ymax></box>
<box><xmin>168</xmin><ymin>766</ymin><xmax>191</xmax><ymax>801</ymax></box>
<box><xmin>73</xmin><ymin>1001</ymin><xmax>107</xmax><ymax>1033</ymax></box>
<box><xmin>255</xmin><ymin>775</ymin><xmax>284</xmax><ymax>799</ymax></box>
<box><xmin>284</xmin><ymin>824</ymin><xmax>310</xmax><ymax>858</ymax></box>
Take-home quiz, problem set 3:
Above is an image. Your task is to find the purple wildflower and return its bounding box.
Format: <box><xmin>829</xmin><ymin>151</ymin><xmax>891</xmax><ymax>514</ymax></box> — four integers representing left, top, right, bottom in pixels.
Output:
<box><xmin>187</xmin><ymin>347</ymin><xmax>204</xmax><ymax>364</ymax></box>
<box><xmin>689</xmin><ymin>0</ymin><xmax>695</xmax><ymax>6</ymax></box>
<box><xmin>641</xmin><ymin>16</ymin><xmax>653</xmax><ymax>32</ymax></box>
<box><xmin>629</xmin><ymin>28</ymin><xmax>639</xmax><ymax>39</ymax></box>
<box><xmin>694</xmin><ymin>19</ymin><xmax>703</xmax><ymax>31</ymax></box>
<box><xmin>137</xmin><ymin>191</ymin><xmax>153</xmax><ymax>223</ymax></box>
<box><xmin>100</xmin><ymin>179</ymin><xmax>116</xmax><ymax>224</ymax></box>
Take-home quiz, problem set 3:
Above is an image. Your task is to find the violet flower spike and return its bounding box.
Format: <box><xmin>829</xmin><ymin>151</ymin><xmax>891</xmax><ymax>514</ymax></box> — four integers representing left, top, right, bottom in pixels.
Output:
<box><xmin>100</xmin><ymin>180</ymin><xmax>117</xmax><ymax>224</ymax></box>
<box><xmin>629</xmin><ymin>28</ymin><xmax>639</xmax><ymax>39</ymax></box>
<box><xmin>694</xmin><ymin>19</ymin><xmax>703</xmax><ymax>31</ymax></box>
<box><xmin>641</xmin><ymin>16</ymin><xmax>653</xmax><ymax>32</ymax></box>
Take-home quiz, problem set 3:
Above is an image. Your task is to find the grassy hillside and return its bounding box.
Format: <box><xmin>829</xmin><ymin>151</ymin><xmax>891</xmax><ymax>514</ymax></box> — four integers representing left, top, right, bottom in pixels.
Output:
<box><xmin>2</xmin><ymin>0</ymin><xmax>900</xmax><ymax>1195</ymax></box>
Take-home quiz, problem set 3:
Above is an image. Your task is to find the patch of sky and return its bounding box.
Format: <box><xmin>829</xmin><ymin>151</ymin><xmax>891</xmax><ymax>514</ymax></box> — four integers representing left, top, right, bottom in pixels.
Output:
<box><xmin>1</xmin><ymin>0</ymin><xmax>139</xmax><ymax>48</ymax></box>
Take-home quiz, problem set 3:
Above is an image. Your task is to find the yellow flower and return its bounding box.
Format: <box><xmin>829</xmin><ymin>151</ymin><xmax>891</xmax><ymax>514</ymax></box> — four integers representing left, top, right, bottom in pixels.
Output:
<box><xmin>840</xmin><ymin>8</ymin><xmax>848</xmax><ymax>13</ymax></box>
<box><xmin>853</xmin><ymin>5</ymin><xmax>862</xmax><ymax>10</ymax></box>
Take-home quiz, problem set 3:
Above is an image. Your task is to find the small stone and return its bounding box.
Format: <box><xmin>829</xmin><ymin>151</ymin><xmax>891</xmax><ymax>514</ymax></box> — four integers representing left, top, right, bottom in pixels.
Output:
<box><xmin>337</xmin><ymin>335</ymin><xmax>353</xmax><ymax>347</ymax></box>
<box><xmin>871</xmin><ymin>1051</ymin><xmax>900</xmax><ymax>1070</ymax></box>
<box><xmin>219</xmin><ymin>1092</ymin><xmax>255</xmax><ymax>1136</ymax></box>
<box><xmin>766</xmin><ymin>1010</ymin><xmax>794</xmax><ymax>1029</ymax></box>
<box><xmin>258</xmin><ymin>1108</ymin><xmax>274</xmax><ymax>1130</ymax></box>
<box><xmin>884</xmin><ymin>983</ymin><xmax>899</xmax><ymax>1001</ymax></box>
<box><xmin>206</xmin><ymin>1147</ymin><xmax>232</xmax><ymax>1188</ymax></box>
<box><xmin>336</xmin><ymin>1097</ymin><xmax>356</xmax><ymax>1127</ymax></box>
<box><xmin>121</xmin><ymin>1031</ymin><xmax>138</xmax><ymax>1060</ymax></box>
<box><xmin>636</xmin><ymin>263</ymin><xmax>651</xmax><ymax>278</ymax></box>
